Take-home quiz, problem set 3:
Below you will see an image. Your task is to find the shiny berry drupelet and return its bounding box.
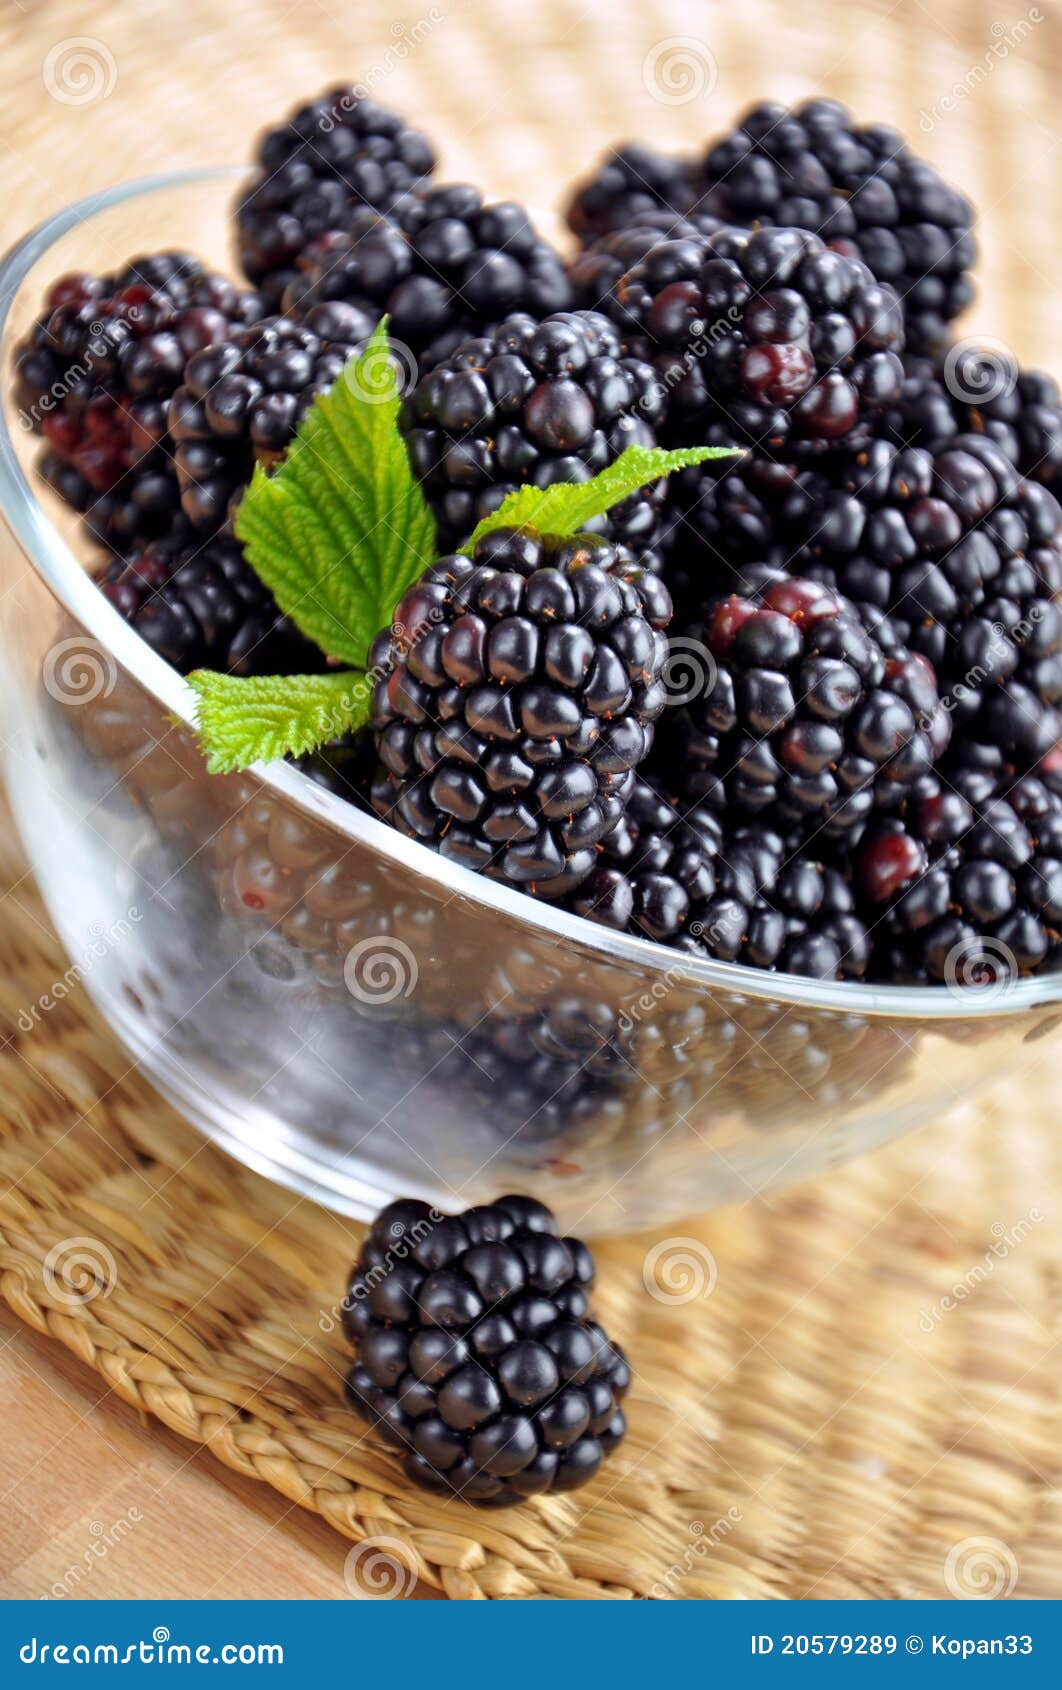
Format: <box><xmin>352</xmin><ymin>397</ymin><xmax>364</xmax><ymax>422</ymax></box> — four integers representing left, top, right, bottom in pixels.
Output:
<box><xmin>342</xmin><ymin>1194</ymin><xmax>629</xmax><ymax>1504</ymax></box>
<box><xmin>605</xmin><ymin>224</ymin><xmax>905</xmax><ymax>458</ymax></box>
<box><xmin>283</xmin><ymin>185</ymin><xmax>572</xmax><ymax>366</ymax></box>
<box><xmin>661</xmin><ymin>572</ymin><xmax>949</xmax><ymax>840</ymax></box>
<box><xmin>401</xmin><ymin>310</ymin><xmax>666</xmax><ymax>555</ymax></box>
<box><xmin>167</xmin><ymin>305</ymin><xmax>369</xmax><ymax>532</ymax></box>
<box><xmin>14</xmin><ymin>253</ymin><xmax>264</xmax><ymax>551</ymax></box>
<box><xmin>95</xmin><ymin>530</ymin><xmax>323</xmax><ymax>678</ymax></box>
<box><xmin>235</xmin><ymin>88</ymin><xmax>437</xmax><ymax>305</ymax></box>
<box><xmin>369</xmin><ymin>528</ymin><xmax>672</xmax><ymax>899</ymax></box>
<box><xmin>695</xmin><ymin>100</ymin><xmax>975</xmax><ymax>358</ymax></box>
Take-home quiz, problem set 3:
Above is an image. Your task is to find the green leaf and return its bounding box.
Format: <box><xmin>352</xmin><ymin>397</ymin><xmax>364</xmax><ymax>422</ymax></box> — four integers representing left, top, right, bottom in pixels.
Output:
<box><xmin>187</xmin><ymin>669</ymin><xmax>372</xmax><ymax>774</ymax></box>
<box><xmin>462</xmin><ymin>444</ymin><xmax>743</xmax><ymax>551</ymax></box>
<box><xmin>233</xmin><ymin>319</ymin><xmax>437</xmax><ymax>669</ymax></box>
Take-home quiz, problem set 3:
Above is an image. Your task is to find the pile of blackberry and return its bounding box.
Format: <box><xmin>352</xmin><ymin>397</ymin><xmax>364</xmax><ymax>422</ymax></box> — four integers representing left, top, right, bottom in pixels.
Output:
<box><xmin>603</xmin><ymin>225</ymin><xmax>905</xmax><ymax>457</ymax></box>
<box><xmin>283</xmin><ymin>184</ymin><xmax>571</xmax><ymax>365</ymax></box>
<box><xmin>167</xmin><ymin>305</ymin><xmax>369</xmax><ymax>531</ymax></box>
<box><xmin>235</xmin><ymin>89</ymin><xmax>437</xmax><ymax>306</ymax></box>
<box><xmin>343</xmin><ymin>1194</ymin><xmax>629</xmax><ymax>1503</ymax></box>
<box><xmin>14</xmin><ymin>253</ymin><xmax>264</xmax><ymax>551</ymax></box>
<box><xmin>567</xmin><ymin>98</ymin><xmax>975</xmax><ymax>357</ymax></box>
<box><xmin>95</xmin><ymin>530</ymin><xmax>322</xmax><ymax>677</ymax></box>
<box><xmin>400</xmin><ymin>309</ymin><xmax>666</xmax><ymax>556</ymax></box>
<box><xmin>369</xmin><ymin>528</ymin><xmax>671</xmax><ymax>897</ymax></box>
<box><xmin>16</xmin><ymin>83</ymin><xmax>1062</xmax><ymax>995</ymax></box>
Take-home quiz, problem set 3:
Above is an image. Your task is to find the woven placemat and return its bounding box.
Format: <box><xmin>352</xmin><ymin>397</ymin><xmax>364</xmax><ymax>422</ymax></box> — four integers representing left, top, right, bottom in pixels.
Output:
<box><xmin>2</xmin><ymin>0</ymin><xmax>1061</xmax><ymax>1601</ymax></box>
<box><xmin>1</xmin><ymin>804</ymin><xmax>1060</xmax><ymax>1600</ymax></box>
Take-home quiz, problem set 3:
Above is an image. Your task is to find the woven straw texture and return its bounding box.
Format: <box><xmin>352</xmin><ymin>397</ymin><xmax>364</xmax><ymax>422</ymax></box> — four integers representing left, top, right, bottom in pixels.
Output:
<box><xmin>1</xmin><ymin>0</ymin><xmax>1061</xmax><ymax>1600</ymax></box>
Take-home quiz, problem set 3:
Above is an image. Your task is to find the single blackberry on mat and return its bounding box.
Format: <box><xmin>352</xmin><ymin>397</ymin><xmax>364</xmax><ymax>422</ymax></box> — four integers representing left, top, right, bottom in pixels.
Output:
<box><xmin>888</xmin><ymin>352</ymin><xmax>1062</xmax><ymax>497</ymax></box>
<box><xmin>167</xmin><ymin>304</ymin><xmax>369</xmax><ymax>531</ymax></box>
<box><xmin>368</xmin><ymin>528</ymin><xmax>672</xmax><ymax>899</ymax></box>
<box><xmin>342</xmin><ymin>1193</ymin><xmax>629</xmax><ymax>1504</ymax></box>
<box><xmin>400</xmin><ymin>310</ymin><xmax>666</xmax><ymax>554</ymax></box>
<box><xmin>235</xmin><ymin>88</ymin><xmax>437</xmax><ymax>305</ymax></box>
<box><xmin>284</xmin><ymin>184</ymin><xmax>572</xmax><ymax>365</ymax></box>
<box><xmin>859</xmin><ymin>769</ymin><xmax>1062</xmax><ymax>983</ymax></box>
<box><xmin>605</xmin><ymin>225</ymin><xmax>905</xmax><ymax>458</ymax></box>
<box><xmin>659</xmin><ymin>572</ymin><xmax>949</xmax><ymax>839</ymax></box>
<box><xmin>14</xmin><ymin>253</ymin><xmax>264</xmax><ymax>550</ymax></box>
<box><xmin>95</xmin><ymin>530</ymin><xmax>323</xmax><ymax>677</ymax></box>
<box><xmin>696</xmin><ymin>98</ymin><xmax>975</xmax><ymax>356</ymax></box>
<box><xmin>566</xmin><ymin>143</ymin><xmax>703</xmax><ymax>246</ymax></box>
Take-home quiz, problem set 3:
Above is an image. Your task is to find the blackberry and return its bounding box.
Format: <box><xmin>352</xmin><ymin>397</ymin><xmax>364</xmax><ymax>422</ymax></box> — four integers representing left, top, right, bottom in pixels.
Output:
<box><xmin>696</xmin><ymin>99</ymin><xmax>975</xmax><ymax>356</ymax></box>
<box><xmin>39</xmin><ymin>450</ymin><xmax>191</xmax><ymax>555</ymax></box>
<box><xmin>167</xmin><ymin>305</ymin><xmax>369</xmax><ymax>532</ymax></box>
<box><xmin>859</xmin><ymin>769</ymin><xmax>1062</xmax><ymax>983</ymax></box>
<box><xmin>343</xmin><ymin>1194</ymin><xmax>629</xmax><ymax>1504</ymax></box>
<box><xmin>567</xmin><ymin>211</ymin><xmax>726</xmax><ymax>311</ymax></box>
<box><xmin>400</xmin><ymin>310</ymin><xmax>666</xmax><ymax>554</ymax></box>
<box><xmin>695</xmin><ymin>827</ymin><xmax>873</xmax><ymax>980</ymax></box>
<box><xmin>789</xmin><ymin>435</ymin><xmax>1062</xmax><ymax>764</ymax></box>
<box><xmin>368</xmin><ymin>528</ymin><xmax>672</xmax><ymax>898</ymax></box>
<box><xmin>573</xmin><ymin>775</ymin><xmax>871</xmax><ymax>978</ymax></box>
<box><xmin>14</xmin><ymin>254</ymin><xmax>263</xmax><ymax>550</ymax></box>
<box><xmin>95</xmin><ymin>530</ymin><xmax>322</xmax><ymax>677</ymax></box>
<box><xmin>889</xmin><ymin>352</ymin><xmax>1062</xmax><ymax>497</ymax></box>
<box><xmin>235</xmin><ymin>88</ymin><xmax>436</xmax><ymax>305</ymax></box>
<box><xmin>660</xmin><ymin>572</ymin><xmax>949</xmax><ymax>839</ymax></box>
<box><xmin>571</xmin><ymin>775</ymin><xmax>724</xmax><ymax>944</ymax></box>
<box><xmin>566</xmin><ymin>143</ymin><xmax>702</xmax><ymax>245</ymax></box>
<box><xmin>283</xmin><ymin>185</ymin><xmax>572</xmax><ymax>365</ymax></box>
<box><xmin>605</xmin><ymin>225</ymin><xmax>905</xmax><ymax>457</ymax></box>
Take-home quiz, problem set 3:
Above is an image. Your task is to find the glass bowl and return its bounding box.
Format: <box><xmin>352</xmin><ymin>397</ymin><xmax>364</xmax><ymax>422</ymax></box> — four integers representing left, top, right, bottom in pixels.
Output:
<box><xmin>2</xmin><ymin>170</ymin><xmax>1060</xmax><ymax>1236</ymax></box>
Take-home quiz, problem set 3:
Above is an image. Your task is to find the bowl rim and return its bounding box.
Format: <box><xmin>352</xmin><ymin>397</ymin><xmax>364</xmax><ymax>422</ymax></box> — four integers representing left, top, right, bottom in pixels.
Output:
<box><xmin>3</xmin><ymin>166</ymin><xmax>1061</xmax><ymax>1023</ymax></box>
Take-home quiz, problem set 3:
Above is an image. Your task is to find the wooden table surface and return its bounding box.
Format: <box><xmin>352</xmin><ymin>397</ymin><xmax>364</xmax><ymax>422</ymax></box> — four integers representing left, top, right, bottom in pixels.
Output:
<box><xmin>0</xmin><ymin>1309</ymin><xmax>437</xmax><ymax>1599</ymax></box>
